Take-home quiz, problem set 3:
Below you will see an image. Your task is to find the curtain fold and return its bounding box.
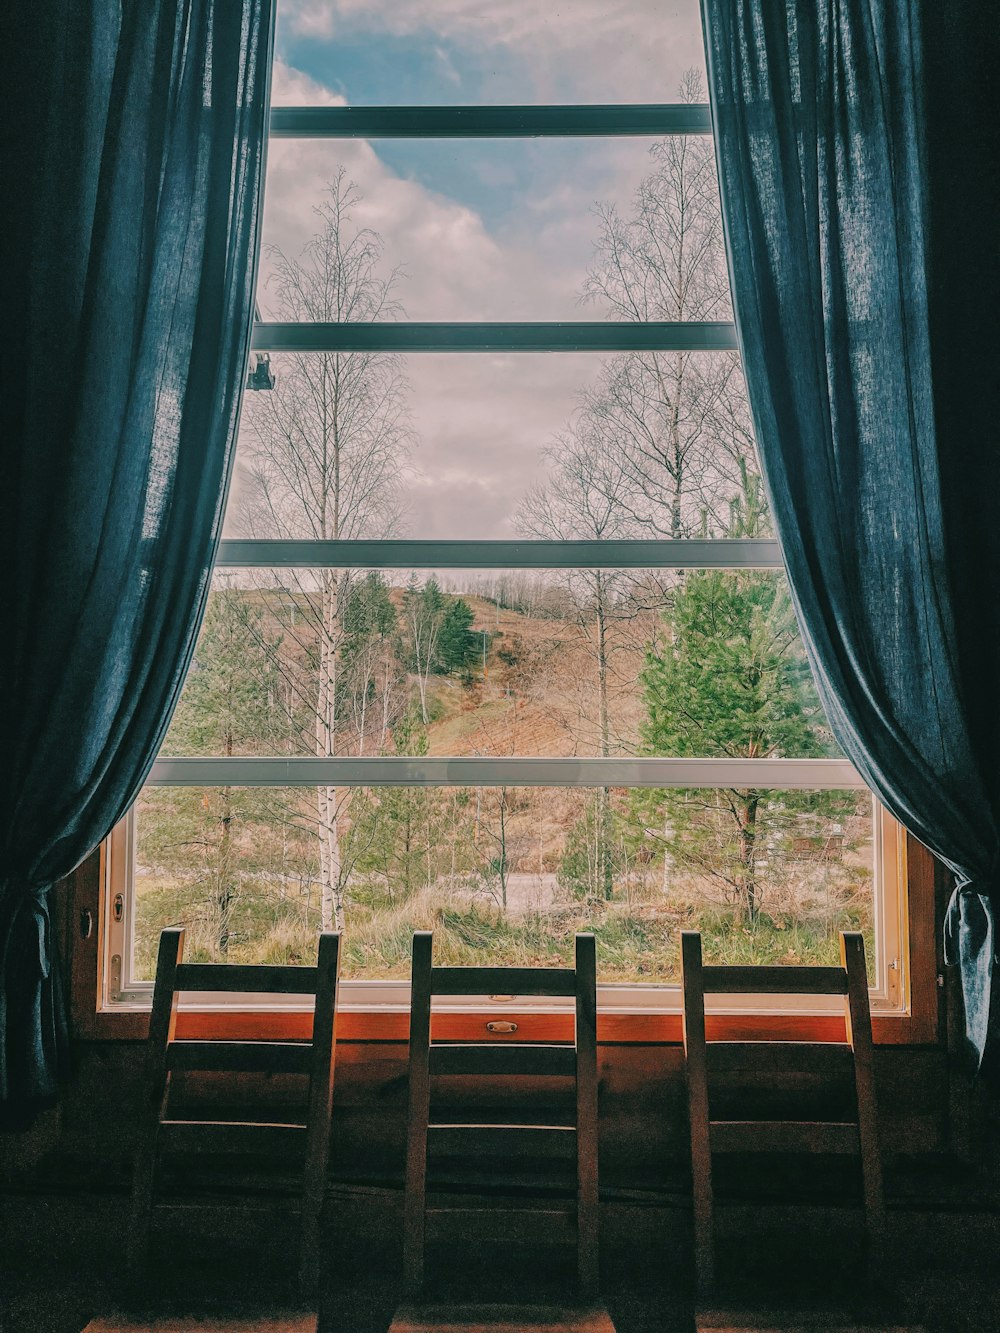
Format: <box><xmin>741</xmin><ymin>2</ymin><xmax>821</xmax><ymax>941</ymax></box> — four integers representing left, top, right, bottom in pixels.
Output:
<box><xmin>0</xmin><ymin>0</ymin><xmax>274</xmax><ymax>1120</ymax></box>
<box><xmin>700</xmin><ymin>2</ymin><xmax>1000</xmax><ymax>1061</ymax></box>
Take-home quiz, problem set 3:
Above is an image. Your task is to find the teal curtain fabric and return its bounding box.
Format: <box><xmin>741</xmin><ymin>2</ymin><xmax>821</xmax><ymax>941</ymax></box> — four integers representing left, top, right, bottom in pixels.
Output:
<box><xmin>0</xmin><ymin>0</ymin><xmax>273</xmax><ymax>1120</ymax></box>
<box><xmin>701</xmin><ymin>2</ymin><xmax>1000</xmax><ymax>1061</ymax></box>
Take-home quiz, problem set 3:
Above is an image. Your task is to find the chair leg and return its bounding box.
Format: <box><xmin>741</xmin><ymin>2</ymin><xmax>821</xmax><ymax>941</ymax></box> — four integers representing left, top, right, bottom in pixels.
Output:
<box><xmin>693</xmin><ymin>1182</ymin><xmax>714</xmax><ymax>1301</ymax></box>
<box><xmin>125</xmin><ymin>1123</ymin><xmax>159</xmax><ymax>1291</ymax></box>
<box><xmin>127</xmin><ymin>928</ymin><xmax>183</xmax><ymax>1289</ymax></box>
<box><xmin>299</xmin><ymin>1225</ymin><xmax>319</xmax><ymax>1300</ymax></box>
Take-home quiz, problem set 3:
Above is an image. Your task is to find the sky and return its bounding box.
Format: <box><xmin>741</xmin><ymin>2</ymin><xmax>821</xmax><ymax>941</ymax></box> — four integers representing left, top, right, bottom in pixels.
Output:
<box><xmin>229</xmin><ymin>0</ymin><xmax>712</xmax><ymax>540</ymax></box>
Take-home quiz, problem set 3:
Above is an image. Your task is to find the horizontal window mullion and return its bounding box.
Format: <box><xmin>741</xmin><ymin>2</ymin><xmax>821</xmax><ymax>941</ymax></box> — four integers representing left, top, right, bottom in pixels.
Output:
<box><xmin>250</xmin><ymin>321</ymin><xmax>738</xmax><ymax>354</ymax></box>
<box><xmin>146</xmin><ymin>757</ymin><xmax>867</xmax><ymax>790</ymax></box>
<box><xmin>268</xmin><ymin>104</ymin><xmax>713</xmax><ymax>139</ymax></box>
<box><xmin>214</xmin><ymin>539</ymin><xmax>784</xmax><ymax>570</ymax></box>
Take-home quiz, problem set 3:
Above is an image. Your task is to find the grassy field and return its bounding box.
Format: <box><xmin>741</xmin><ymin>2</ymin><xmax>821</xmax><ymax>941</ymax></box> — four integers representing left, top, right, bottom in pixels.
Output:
<box><xmin>133</xmin><ymin>857</ymin><xmax>873</xmax><ymax>985</ymax></box>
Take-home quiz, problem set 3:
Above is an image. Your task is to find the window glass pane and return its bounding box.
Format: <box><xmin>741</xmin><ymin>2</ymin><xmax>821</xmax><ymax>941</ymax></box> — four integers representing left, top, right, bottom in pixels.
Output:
<box><xmin>258</xmin><ymin>134</ymin><xmax>731</xmax><ymax>323</ymax></box>
<box><xmin>162</xmin><ymin>568</ymin><xmax>839</xmax><ymax>761</ymax></box>
<box><xmin>232</xmin><ymin>351</ymin><xmax>752</xmax><ymax>542</ymax></box>
<box><xmin>272</xmin><ymin>2</ymin><xmax>706</xmax><ymax>107</ymax></box>
<box><xmin>130</xmin><ymin>786</ymin><xmax>874</xmax><ymax>982</ymax></box>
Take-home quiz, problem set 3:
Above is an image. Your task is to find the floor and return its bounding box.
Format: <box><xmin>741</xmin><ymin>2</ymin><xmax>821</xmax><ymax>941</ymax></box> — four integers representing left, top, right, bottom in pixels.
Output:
<box><xmin>6</xmin><ymin>1251</ymin><xmax>1000</xmax><ymax>1333</ymax></box>
<box><xmin>4</xmin><ymin>1199</ymin><xmax>1000</xmax><ymax>1333</ymax></box>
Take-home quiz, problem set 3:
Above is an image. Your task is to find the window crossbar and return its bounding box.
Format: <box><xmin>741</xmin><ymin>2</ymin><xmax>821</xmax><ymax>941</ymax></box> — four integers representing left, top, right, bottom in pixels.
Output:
<box><xmin>269</xmin><ymin>104</ymin><xmax>713</xmax><ymax>139</ymax></box>
<box><xmin>146</xmin><ymin>757</ymin><xmax>866</xmax><ymax>789</ymax></box>
<box><xmin>215</xmin><ymin>539</ymin><xmax>783</xmax><ymax>569</ymax></box>
<box><xmin>250</xmin><ymin>321</ymin><xmax>738</xmax><ymax>354</ymax></box>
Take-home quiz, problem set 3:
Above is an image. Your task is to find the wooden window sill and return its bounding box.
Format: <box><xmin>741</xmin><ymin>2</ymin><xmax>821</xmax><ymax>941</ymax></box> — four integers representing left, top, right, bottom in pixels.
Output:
<box><xmin>75</xmin><ymin>1006</ymin><xmax>933</xmax><ymax>1045</ymax></box>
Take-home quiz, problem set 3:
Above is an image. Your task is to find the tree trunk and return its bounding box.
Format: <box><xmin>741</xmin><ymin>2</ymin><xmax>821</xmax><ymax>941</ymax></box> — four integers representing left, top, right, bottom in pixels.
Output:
<box><xmin>217</xmin><ymin>785</ymin><xmax>234</xmax><ymax>955</ymax></box>
<box><xmin>661</xmin><ymin>810</ymin><xmax>672</xmax><ymax>895</ymax></box>
<box><xmin>595</xmin><ymin>573</ymin><xmax>614</xmax><ymax>900</ymax></box>
<box><xmin>739</xmin><ymin>789</ymin><xmax>760</xmax><ymax>924</ymax></box>
<box><xmin>498</xmin><ymin>788</ymin><xmax>508</xmax><ymax>911</ymax></box>
<box><xmin>316</xmin><ymin>570</ymin><xmax>344</xmax><ymax>932</ymax></box>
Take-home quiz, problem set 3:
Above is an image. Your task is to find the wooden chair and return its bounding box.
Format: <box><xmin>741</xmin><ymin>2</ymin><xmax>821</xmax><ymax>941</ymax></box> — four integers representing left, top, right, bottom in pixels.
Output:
<box><xmin>681</xmin><ymin>930</ymin><xmax>884</xmax><ymax>1300</ymax></box>
<box><xmin>402</xmin><ymin>931</ymin><xmax>600</xmax><ymax>1300</ymax></box>
<box><xmin>127</xmin><ymin>926</ymin><xmax>341</xmax><ymax>1298</ymax></box>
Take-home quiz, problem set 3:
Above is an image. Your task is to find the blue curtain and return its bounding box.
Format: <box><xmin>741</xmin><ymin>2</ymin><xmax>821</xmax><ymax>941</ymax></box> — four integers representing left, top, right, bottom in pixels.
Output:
<box><xmin>0</xmin><ymin>0</ymin><xmax>274</xmax><ymax>1121</ymax></box>
<box><xmin>701</xmin><ymin>2</ymin><xmax>1000</xmax><ymax>1061</ymax></box>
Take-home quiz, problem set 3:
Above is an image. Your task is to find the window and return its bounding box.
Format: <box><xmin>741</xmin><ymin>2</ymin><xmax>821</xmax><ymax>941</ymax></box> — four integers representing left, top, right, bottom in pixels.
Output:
<box><xmin>95</xmin><ymin>1</ymin><xmax>927</xmax><ymax>1036</ymax></box>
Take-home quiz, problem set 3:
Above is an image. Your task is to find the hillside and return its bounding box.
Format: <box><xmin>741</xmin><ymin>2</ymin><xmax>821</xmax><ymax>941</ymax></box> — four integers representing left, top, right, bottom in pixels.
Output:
<box><xmin>421</xmin><ymin>591</ymin><xmax>654</xmax><ymax>758</ymax></box>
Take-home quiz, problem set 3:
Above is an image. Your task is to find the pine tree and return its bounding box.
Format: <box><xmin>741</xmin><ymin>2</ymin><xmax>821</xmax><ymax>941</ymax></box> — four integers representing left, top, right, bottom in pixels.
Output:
<box><xmin>340</xmin><ymin>571</ymin><xmax>406</xmax><ymax>754</ymax></box>
<box><xmin>638</xmin><ymin>471</ymin><xmax>840</xmax><ymax>923</ymax></box>
<box><xmin>436</xmin><ymin>597</ymin><xmax>477</xmax><ymax>674</ymax></box>
<box><xmin>346</xmin><ymin>708</ymin><xmax>435</xmax><ymax>901</ymax></box>
<box><xmin>142</xmin><ymin>585</ymin><xmax>300</xmax><ymax>955</ymax></box>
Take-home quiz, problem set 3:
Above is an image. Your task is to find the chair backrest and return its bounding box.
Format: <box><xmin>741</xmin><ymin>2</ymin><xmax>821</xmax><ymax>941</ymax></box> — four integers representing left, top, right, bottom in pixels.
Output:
<box><xmin>403</xmin><ymin>931</ymin><xmax>598</xmax><ymax>1297</ymax></box>
<box><xmin>680</xmin><ymin>929</ymin><xmax>883</xmax><ymax>1295</ymax></box>
<box><xmin>128</xmin><ymin>926</ymin><xmax>341</xmax><ymax>1296</ymax></box>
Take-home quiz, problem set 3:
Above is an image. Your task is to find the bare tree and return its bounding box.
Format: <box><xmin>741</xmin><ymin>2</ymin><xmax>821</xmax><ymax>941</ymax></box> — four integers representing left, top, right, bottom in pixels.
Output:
<box><xmin>236</xmin><ymin>173</ymin><xmax>415</xmax><ymax>929</ymax></box>
<box><xmin>517</xmin><ymin>421</ymin><xmax>650</xmax><ymax>897</ymax></box>
<box><xmin>583</xmin><ymin>69</ymin><xmax>756</xmax><ymax>537</ymax></box>
<box><xmin>402</xmin><ymin>576</ymin><xmax>445</xmax><ymax>726</ymax></box>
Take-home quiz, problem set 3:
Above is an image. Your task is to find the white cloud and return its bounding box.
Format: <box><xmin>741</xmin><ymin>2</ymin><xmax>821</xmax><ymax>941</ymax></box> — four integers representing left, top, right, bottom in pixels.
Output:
<box><xmin>243</xmin><ymin>58</ymin><xmax>665</xmax><ymax>538</ymax></box>
<box><xmin>279</xmin><ymin>0</ymin><xmax>707</xmax><ymax>103</ymax></box>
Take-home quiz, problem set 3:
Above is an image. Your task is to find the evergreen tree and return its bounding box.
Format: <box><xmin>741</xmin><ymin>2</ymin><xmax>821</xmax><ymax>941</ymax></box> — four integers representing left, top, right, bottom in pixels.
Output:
<box><xmin>166</xmin><ymin>586</ymin><xmax>292</xmax><ymax>757</ymax></box>
<box><xmin>345</xmin><ymin>708</ymin><xmax>438</xmax><ymax>902</ymax></box>
<box><xmin>340</xmin><ymin>571</ymin><xmax>406</xmax><ymax>754</ymax></box>
<box><xmin>436</xmin><ymin>597</ymin><xmax>478</xmax><ymax>673</ymax></box>
<box><xmin>143</xmin><ymin>586</ymin><xmax>302</xmax><ymax>955</ymax></box>
<box><xmin>637</xmin><ymin>472</ymin><xmax>842</xmax><ymax>922</ymax></box>
<box><xmin>558</xmin><ymin>792</ymin><xmax>626</xmax><ymax>902</ymax></box>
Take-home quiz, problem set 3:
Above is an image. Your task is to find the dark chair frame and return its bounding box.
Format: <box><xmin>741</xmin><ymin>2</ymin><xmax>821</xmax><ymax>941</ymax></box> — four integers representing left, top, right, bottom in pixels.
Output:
<box><xmin>402</xmin><ymin>931</ymin><xmax>599</xmax><ymax>1299</ymax></box>
<box><xmin>681</xmin><ymin>929</ymin><xmax>885</xmax><ymax>1298</ymax></box>
<box><xmin>127</xmin><ymin>926</ymin><xmax>341</xmax><ymax>1297</ymax></box>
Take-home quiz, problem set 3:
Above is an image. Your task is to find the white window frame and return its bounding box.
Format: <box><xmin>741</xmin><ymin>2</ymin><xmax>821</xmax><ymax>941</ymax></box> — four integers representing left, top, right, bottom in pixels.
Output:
<box><xmin>100</xmin><ymin>98</ymin><xmax>911</xmax><ymax>1020</ymax></box>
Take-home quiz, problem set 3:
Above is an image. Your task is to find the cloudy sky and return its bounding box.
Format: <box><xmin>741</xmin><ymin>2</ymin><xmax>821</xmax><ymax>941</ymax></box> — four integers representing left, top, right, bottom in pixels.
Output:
<box><xmin>231</xmin><ymin>0</ymin><xmax>712</xmax><ymax>540</ymax></box>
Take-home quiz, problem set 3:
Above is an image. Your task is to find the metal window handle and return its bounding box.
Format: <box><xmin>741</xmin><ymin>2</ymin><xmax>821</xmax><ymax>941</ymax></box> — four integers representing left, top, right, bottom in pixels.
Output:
<box><xmin>79</xmin><ymin>909</ymin><xmax>94</xmax><ymax>940</ymax></box>
<box><xmin>486</xmin><ymin>1021</ymin><xmax>518</xmax><ymax>1035</ymax></box>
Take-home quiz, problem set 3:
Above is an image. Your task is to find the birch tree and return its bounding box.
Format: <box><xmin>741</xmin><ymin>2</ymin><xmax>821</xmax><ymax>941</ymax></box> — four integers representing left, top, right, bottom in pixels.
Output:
<box><xmin>583</xmin><ymin>69</ymin><xmax>755</xmax><ymax>537</ymax></box>
<box><xmin>237</xmin><ymin>173</ymin><xmax>414</xmax><ymax>930</ymax></box>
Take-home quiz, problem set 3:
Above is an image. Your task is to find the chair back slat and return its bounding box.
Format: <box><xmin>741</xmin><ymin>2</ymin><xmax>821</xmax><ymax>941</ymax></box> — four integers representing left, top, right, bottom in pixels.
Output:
<box><xmin>427</xmin><ymin>1123</ymin><xmax>577</xmax><ymax>1159</ymax></box>
<box><xmin>173</xmin><ymin>962</ymin><xmax>319</xmax><ymax>994</ymax></box>
<box><xmin>157</xmin><ymin>1119</ymin><xmax>307</xmax><ymax>1156</ymax></box>
<box><xmin>709</xmin><ymin>1119</ymin><xmax>859</xmax><ymax>1155</ymax></box>
<box><xmin>425</xmin><ymin>1206</ymin><xmax>577</xmax><ymax>1246</ymax></box>
<box><xmin>429</xmin><ymin>965</ymin><xmax>577</xmax><ymax>997</ymax></box>
<box><xmin>700</xmin><ymin>964</ymin><xmax>849</xmax><ymax>995</ymax></box>
<box><xmin>428</xmin><ymin>1043</ymin><xmax>577</xmax><ymax>1077</ymax></box>
<box><xmin>166</xmin><ymin>1039</ymin><xmax>313</xmax><ymax>1075</ymax></box>
<box><xmin>704</xmin><ymin>1041</ymin><xmax>853</xmax><ymax>1076</ymax></box>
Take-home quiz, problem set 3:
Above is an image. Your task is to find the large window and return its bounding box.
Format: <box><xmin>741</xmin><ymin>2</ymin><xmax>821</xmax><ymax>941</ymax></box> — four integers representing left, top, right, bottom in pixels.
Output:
<box><xmin>101</xmin><ymin>1</ymin><xmax>913</xmax><ymax>1023</ymax></box>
